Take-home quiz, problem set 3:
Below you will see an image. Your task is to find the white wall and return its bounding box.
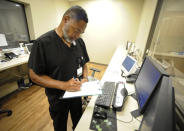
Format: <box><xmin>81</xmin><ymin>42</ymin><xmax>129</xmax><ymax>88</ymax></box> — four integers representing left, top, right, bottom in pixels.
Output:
<box><xmin>70</xmin><ymin>0</ymin><xmax>144</xmax><ymax>64</ymax></box>
<box><xmin>135</xmin><ymin>0</ymin><xmax>158</xmax><ymax>58</ymax></box>
<box><xmin>15</xmin><ymin>0</ymin><xmax>70</xmax><ymax>39</ymax></box>
<box><xmin>14</xmin><ymin>0</ymin><xmax>148</xmax><ymax>64</ymax></box>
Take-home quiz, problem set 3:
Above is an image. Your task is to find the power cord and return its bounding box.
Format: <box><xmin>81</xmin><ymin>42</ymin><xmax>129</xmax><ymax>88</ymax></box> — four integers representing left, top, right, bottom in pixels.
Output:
<box><xmin>134</xmin><ymin>117</ymin><xmax>142</xmax><ymax>123</ymax></box>
<box><xmin>108</xmin><ymin>113</ymin><xmax>142</xmax><ymax>124</ymax></box>
<box><xmin>121</xmin><ymin>70</ymin><xmax>126</xmax><ymax>77</ymax></box>
<box><xmin>108</xmin><ymin>115</ymin><xmax>133</xmax><ymax>123</ymax></box>
<box><xmin>117</xmin><ymin>115</ymin><xmax>134</xmax><ymax>123</ymax></box>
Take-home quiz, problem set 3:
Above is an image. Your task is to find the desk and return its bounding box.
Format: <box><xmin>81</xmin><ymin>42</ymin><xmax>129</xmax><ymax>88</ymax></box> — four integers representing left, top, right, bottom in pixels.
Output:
<box><xmin>0</xmin><ymin>54</ymin><xmax>29</xmax><ymax>72</ymax></box>
<box><xmin>75</xmin><ymin>46</ymin><xmax>143</xmax><ymax>131</ymax></box>
<box><xmin>0</xmin><ymin>54</ymin><xmax>29</xmax><ymax>98</ymax></box>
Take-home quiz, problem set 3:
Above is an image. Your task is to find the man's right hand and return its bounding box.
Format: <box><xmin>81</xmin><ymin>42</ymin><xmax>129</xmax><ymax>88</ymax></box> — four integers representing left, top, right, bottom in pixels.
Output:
<box><xmin>65</xmin><ymin>78</ymin><xmax>82</xmax><ymax>92</ymax></box>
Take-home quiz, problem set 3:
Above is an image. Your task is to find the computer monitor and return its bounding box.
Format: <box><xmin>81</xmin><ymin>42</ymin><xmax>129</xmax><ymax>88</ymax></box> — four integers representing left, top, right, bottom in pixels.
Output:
<box><xmin>121</xmin><ymin>55</ymin><xmax>137</xmax><ymax>76</ymax></box>
<box><xmin>0</xmin><ymin>34</ymin><xmax>8</xmax><ymax>47</ymax></box>
<box><xmin>139</xmin><ymin>76</ymin><xmax>175</xmax><ymax>131</ymax></box>
<box><xmin>135</xmin><ymin>56</ymin><xmax>163</xmax><ymax>114</ymax></box>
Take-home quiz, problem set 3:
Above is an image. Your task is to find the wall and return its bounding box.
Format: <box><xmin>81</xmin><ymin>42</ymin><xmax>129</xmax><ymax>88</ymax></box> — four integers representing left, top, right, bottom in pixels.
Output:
<box><xmin>15</xmin><ymin>0</ymin><xmax>70</xmax><ymax>39</ymax></box>
<box><xmin>13</xmin><ymin>0</ymin><xmax>146</xmax><ymax>64</ymax></box>
<box><xmin>70</xmin><ymin>0</ymin><xmax>144</xmax><ymax>64</ymax></box>
<box><xmin>135</xmin><ymin>0</ymin><xmax>158</xmax><ymax>58</ymax></box>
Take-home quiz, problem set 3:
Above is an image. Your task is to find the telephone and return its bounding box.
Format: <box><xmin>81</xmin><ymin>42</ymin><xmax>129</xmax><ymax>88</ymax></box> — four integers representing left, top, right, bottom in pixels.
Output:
<box><xmin>126</xmin><ymin>68</ymin><xmax>140</xmax><ymax>83</ymax></box>
<box><xmin>126</xmin><ymin>73</ymin><xmax>137</xmax><ymax>78</ymax></box>
<box><xmin>4</xmin><ymin>52</ymin><xmax>17</xmax><ymax>60</ymax></box>
<box><xmin>126</xmin><ymin>74</ymin><xmax>138</xmax><ymax>83</ymax></box>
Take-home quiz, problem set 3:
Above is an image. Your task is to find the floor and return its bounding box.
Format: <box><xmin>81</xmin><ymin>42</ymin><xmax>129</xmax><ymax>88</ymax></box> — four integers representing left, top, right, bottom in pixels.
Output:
<box><xmin>0</xmin><ymin>63</ymin><xmax>107</xmax><ymax>131</ymax></box>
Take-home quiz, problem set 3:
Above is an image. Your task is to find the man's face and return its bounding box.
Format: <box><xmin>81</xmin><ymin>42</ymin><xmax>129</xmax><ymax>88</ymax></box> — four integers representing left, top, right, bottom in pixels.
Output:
<box><xmin>62</xmin><ymin>17</ymin><xmax>87</xmax><ymax>43</ymax></box>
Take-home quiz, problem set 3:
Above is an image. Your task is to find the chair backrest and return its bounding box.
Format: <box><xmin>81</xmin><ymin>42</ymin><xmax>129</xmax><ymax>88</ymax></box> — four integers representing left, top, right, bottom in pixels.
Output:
<box><xmin>88</xmin><ymin>68</ymin><xmax>101</xmax><ymax>81</ymax></box>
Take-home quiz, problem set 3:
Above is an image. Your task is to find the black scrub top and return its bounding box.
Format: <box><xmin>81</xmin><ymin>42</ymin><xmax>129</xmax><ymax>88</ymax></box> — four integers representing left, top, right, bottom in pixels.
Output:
<box><xmin>28</xmin><ymin>30</ymin><xmax>89</xmax><ymax>98</ymax></box>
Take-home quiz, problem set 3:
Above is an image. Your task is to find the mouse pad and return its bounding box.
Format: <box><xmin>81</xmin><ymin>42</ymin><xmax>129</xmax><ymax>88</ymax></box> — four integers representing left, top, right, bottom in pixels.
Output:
<box><xmin>89</xmin><ymin>105</ymin><xmax>117</xmax><ymax>131</ymax></box>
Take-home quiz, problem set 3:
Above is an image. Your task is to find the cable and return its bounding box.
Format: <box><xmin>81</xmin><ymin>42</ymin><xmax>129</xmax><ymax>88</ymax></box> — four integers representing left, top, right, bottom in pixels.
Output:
<box><xmin>134</xmin><ymin>117</ymin><xmax>142</xmax><ymax>123</ymax></box>
<box><xmin>108</xmin><ymin>112</ymin><xmax>142</xmax><ymax>124</ymax></box>
<box><xmin>108</xmin><ymin>115</ymin><xmax>133</xmax><ymax>123</ymax></box>
<box><xmin>121</xmin><ymin>70</ymin><xmax>126</xmax><ymax>77</ymax></box>
<box><xmin>117</xmin><ymin>115</ymin><xmax>133</xmax><ymax>123</ymax></box>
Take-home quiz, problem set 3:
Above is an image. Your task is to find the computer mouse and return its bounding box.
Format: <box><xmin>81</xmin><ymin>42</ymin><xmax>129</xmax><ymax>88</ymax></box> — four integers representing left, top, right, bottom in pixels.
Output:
<box><xmin>121</xmin><ymin>87</ymin><xmax>128</xmax><ymax>97</ymax></box>
<box><xmin>93</xmin><ymin>111</ymin><xmax>107</xmax><ymax>119</ymax></box>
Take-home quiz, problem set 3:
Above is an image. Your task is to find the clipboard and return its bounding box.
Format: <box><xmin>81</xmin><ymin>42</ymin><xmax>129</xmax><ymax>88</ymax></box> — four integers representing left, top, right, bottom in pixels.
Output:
<box><xmin>62</xmin><ymin>81</ymin><xmax>102</xmax><ymax>99</ymax></box>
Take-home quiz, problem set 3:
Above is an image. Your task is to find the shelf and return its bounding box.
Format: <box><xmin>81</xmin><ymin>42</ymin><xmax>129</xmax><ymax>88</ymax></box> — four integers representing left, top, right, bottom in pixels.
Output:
<box><xmin>154</xmin><ymin>52</ymin><xmax>184</xmax><ymax>58</ymax></box>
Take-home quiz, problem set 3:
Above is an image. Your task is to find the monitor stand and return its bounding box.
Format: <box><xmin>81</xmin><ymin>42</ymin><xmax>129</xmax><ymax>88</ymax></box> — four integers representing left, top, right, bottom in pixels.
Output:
<box><xmin>130</xmin><ymin>93</ymin><xmax>142</xmax><ymax>118</ymax></box>
<box><xmin>131</xmin><ymin>109</ymin><xmax>141</xmax><ymax>118</ymax></box>
<box><xmin>130</xmin><ymin>93</ymin><xmax>137</xmax><ymax>101</ymax></box>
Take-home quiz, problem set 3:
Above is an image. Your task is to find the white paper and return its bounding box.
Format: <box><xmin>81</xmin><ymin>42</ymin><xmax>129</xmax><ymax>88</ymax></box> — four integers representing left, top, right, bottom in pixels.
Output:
<box><xmin>0</xmin><ymin>34</ymin><xmax>8</xmax><ymax>46</ymax></box>
<box><xmin>63</xmin><ymin>81</ymin><xmax>102</xmax><ymax>98</ymax></box>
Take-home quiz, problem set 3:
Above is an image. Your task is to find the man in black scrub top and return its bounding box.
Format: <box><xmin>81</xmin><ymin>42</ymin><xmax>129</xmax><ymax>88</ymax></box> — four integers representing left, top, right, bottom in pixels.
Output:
<box><xmin>28</xmin><ymin>6</ymin><xmax>89</xmax><ymax>131</ymax></box>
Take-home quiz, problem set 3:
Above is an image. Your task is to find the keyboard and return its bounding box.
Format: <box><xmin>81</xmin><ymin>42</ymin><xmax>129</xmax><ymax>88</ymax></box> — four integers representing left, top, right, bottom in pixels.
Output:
<box><xmin>95</xmin><ymin>81</ymin><xmax>116</xmax><ymax>108</ymax></box>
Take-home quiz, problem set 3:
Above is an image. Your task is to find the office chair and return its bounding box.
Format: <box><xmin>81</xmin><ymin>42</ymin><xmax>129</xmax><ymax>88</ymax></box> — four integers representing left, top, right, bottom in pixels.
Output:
<box><xmin>82</xmin><ymin>68</ymin><xmax>101</xmax><ymax>111</ymax></box>
<box><xmin>0</xmin><ymin>109</ymin><xmax>12</xmax><ymax>116</ymax></box>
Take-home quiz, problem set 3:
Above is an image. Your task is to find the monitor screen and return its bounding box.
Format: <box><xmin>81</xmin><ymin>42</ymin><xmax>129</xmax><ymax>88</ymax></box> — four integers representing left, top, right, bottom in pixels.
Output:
<box><xmin>135</xmin><ymin>56</ymin><xmax>162</xmax><ymax>113</ymax></box>
<box><xmin>139</xmin><ymin>76</ymin><xmax>175</xmax><ymax>131</ymax></box>
<box><xmin>122</xmin><ymin>55</ymin><xmax>136</xmax><ymax>72</ymax></box>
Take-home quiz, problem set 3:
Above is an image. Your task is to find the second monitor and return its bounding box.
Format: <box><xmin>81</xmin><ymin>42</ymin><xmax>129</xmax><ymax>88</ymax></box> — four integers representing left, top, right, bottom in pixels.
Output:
<box><xmin>121</xmin><ymin>55</ymin><xmax>137</xmax><ymax>76</ymax></box>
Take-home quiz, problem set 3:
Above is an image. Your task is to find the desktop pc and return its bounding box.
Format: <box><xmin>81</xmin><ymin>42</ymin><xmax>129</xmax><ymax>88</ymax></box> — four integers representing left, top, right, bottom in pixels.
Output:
<box><xmin>133</xmin><ymin>56</ymin><xmax>175</xmax><ymax>130</ymax></box>
<box><xmin>139</xmin><ymin>76</ymin><xmax>175</xmax><ymax>131</ymax></box>
<box><xmin>134</xmin><ymin>56</ymin><xmax>163</xmax><ymax>114</ymax></box>
<box><xmin>134</xmin><ymin>56</ymin><xmax>169</xmax><ymax>113</ymax></box>
<box><xmin>91</xmin><ymin>56</ymin><xmax>175</xmax><ymax>131</ymax></box>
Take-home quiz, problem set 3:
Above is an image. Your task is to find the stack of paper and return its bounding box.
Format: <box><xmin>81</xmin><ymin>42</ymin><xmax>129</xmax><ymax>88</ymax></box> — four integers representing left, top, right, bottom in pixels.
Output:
<box><xmin>63</xmin><ymin>81</ymin><xmax>102</xmax><ymax>98</ymax></box>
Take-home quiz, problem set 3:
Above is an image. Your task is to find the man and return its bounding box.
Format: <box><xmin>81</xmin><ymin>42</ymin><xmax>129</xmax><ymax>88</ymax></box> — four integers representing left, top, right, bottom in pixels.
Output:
<box><xmin>28</xmin><ymin>6</ymin><xmax>89</xmax><ymax>131</ymax></box>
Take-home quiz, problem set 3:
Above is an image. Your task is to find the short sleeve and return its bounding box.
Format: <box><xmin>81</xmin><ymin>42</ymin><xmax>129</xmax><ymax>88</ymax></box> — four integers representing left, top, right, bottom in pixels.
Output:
<box><xmin>78</xmin><ymin>38</ymin><xmax>90</xmax><ymax>64</ymax></box>
<box><xmin>28</xmin><ymin>40</ymin><xmax>46</xmax><ymax>75</ymax></box>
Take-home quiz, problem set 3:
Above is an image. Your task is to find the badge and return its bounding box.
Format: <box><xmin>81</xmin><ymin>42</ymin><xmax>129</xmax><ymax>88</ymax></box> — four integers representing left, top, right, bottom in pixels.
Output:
<box><xmin>77</xmin><ymin>67</ymin><xmax>83</xmax><ymax>77</ymax></box>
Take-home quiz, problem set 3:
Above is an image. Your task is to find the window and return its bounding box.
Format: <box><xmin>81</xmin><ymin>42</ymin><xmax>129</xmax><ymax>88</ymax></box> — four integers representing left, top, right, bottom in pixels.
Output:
<box><xmin>0</xmin><ymin>0</ymin><xmax>30</xmax><ymax>49</ymax></box>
